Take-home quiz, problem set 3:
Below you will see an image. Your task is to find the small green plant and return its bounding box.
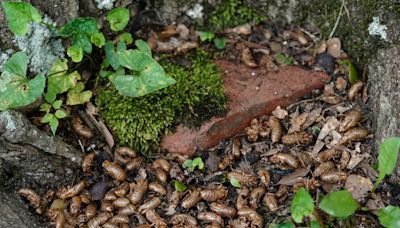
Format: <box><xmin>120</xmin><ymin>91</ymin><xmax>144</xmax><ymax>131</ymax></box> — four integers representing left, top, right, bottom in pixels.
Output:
<box><xmin>338</xmin><ymin>59</ymin><xmax>359</xmax><ymax>84</ymax></box>
<box><xmin>182</xmin><ymin>157</ymin><xmax>205</xmax><ymax>172</ymax></box>
<box><xmin>378</xmin><ymin>205</ymin><xmax>400</xmax><ymax>228</ymax></box>
<box><xmin>1</xmin><ymin>2</ymin><xmax>42</xmax><ymax>36</ymax></box>
<box><xmin>290</xmin><ymin>187</ymin><xmax>314</xmax><ymax>223</ymax></box>
<box><xmin>199</xmin><ymin>31</ymin><xmax>227</xmax><ymax>50</ymax></box>
<box><xmin>39</xmin><ymin>99</ymin><xmax>67</xmax><ymax>135</ymax></box>
<box><xmin>106</xmin><ymin>7</ymin><xmax>130</xmax><ymax>32</ymax></box>
<box><xmin>229</xmin><ymin>177</ymin><xmax>241</xmax><ymax>188</ymax></box>
<box><xmin>275</xmin><ymin>53</ymin><xmax>294</xmax><ymax>65</ymax></box>
<box><xmin>319</xmin><ymin>190</ymin><xmax>359</xmax><ymax>219</ymax></box>
<box><xmin>171</xmin><ymin>180</ymin><xmax>187</xmax><ymax>192</ymax></box>
<box><xmin>373</xmin><ymin>137</ymin><xmax>400</xmax><ymax>191</ymax></box>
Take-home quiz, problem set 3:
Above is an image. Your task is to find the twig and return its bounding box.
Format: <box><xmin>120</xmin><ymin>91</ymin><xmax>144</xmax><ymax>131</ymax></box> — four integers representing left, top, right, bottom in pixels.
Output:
<box><xmin>329</xmin><ymin>0</ymin><xmax>346</xmax><ymax>39</ymax></box>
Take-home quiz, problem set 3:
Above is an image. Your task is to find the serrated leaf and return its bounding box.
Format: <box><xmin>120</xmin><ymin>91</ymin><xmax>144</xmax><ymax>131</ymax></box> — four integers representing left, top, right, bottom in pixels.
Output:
<box><xmin>2</xmin><ymin>2</ymin><xmax>42</xmax><ymax>36</ymax></box>
<box><xmin>0</xmin><ymin>52</ymin><xmax>45</xmax><ymax>111</ymax></box>
<box><xmin>214</xmin><ymin>37</ymin><xmax>226</xmax><ymax>49</ymax></box>
<box><xmin>49</xmin><ymin>117</ymin><xmax>59</xmax><ymax>135</ymax></box>
<box><xmin>374</xmin><ymin>137</ymin><xmax>400</xmax><ymax>190</ymax></box>
<box><xmin>319</xmin><ymin>190</ymin><xmax>359</xmax><ymax>218</ymax></box>
<box><xmin>45</xmin><ymin>59</ymin><xmax>81</xmax><ymax>103</ymax></box>
<box><xmin>111</xmin><ymin>49</ymin><xmax>175</xmax><ymax>97</ymax></box>
<box><xmin>135</xmin><ymin>39</ymin><xmax>152</xmax><ymax>57</ymax></box>
<box><xmin>291</xmin><ymin>187</ymin><xmax>315</xmax><ymax>223</ymax></box>
<box><xmin>192</xmin><ymin>157</ymin><xmax>204</xmax><ymax>170</ymax></box>
<box><xmin>172</xmin><ymin>180</ymin><xmax>187</xmax><ymax>192</ymax></box>
<box><xmin>119</xmin><ymin>32</ymin><xmax>133</xmax><ymax>44</ymax></box>
<box><xmin>72</xmin><ymin>33</ymin><xmax>92</xmax><ymax>54</ymax></box>
<box><xmin>66</xmin><ymin>82</ymin><xmax>93</xmax><ymax>105</ymax></box>
<box><xmin>55</xmin><ymin>110</ymin><xmax>67</xmax><ymax>119</ymax></box>
<box><xmin>378</xmin><ymin>205</ymin><xmax>400</xmax><ymax>228</ymax></box>
<box><xmin>199</xmin><ymin>31</ymin><xmax>215</xmax><ymax>42</ymax></box>
<box><xmin>91</xmin><ymin>32</ymin><xmax>106</xmax><ymax>48</ymax></box>
<box><xmin>52</xmin><ymin>100</ymin><xmax>62</xmax><ymax>109</ymax></box>
<box><xmin>59</xmin><ymin>17</ymin><xmax>98</xmax><ymax>37</ymax></box>
<box><xmin>106</xmin><ymin>7</ymin><xmax>129</xmax><ymax>31</ymax></box>
<box><xmin>67</xmin><ymin>46</ymin><xmax>83</xmax><ymax>63</ymax></box>
<box><xmin>230</xmin><ymin>177</ymin><xmax>241</xmax><ymax>188</ymax></box>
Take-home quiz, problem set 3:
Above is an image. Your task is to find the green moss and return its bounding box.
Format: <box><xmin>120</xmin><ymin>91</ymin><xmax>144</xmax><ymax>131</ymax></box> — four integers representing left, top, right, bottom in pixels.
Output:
<box><xmin>296</xmin><ymin>0</ymin><xmax>397</xmax><ymax>67</ymax></box>
<box><xmin>96</xmin><ymin>50</ymin><xmax>225</xmax><ymax>156</ymax></box>
<box><xmin>208</xmin><ymin>0</ymin><xmax>266</xmax><ymax>31</ymax></box>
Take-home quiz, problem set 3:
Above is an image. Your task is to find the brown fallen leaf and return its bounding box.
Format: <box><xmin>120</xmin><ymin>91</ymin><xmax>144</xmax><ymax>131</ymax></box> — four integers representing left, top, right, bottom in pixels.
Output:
<box><xmin>277</xmin><ymin>168</ymin><xmax>310</xmax><ymax>186</ymax></box>
<box><xmin>317</xmin><ymin>116</ymin><xmax>340</xmax><ymax>140</ymax></box>
<box><xmin>366</xmin><ymin>193</ymin><xmax>385</xmax><ymax>215</ymax></box>
<box><xmin>205</xmin><ymin>152</ymin><xmax>221</xmax><ymax>173</ymax></box>
<box><xmin>288</xmin><ymin>112</ymin><xmax>308</xmax><ymax>134</ymax></box>
<box><xmin>86</xmin><ymin>103</ymin><xmax>115</xmax><ymax>148</ymax></box>
<box><xmin>301</xmin><ymin>107</ymin><xmax>322</xmax><ymax>130</ymax></box>
<box><xmin>345</xmin><ymin>174</ymin><xmax>373</xmax><ymax>202</ymax></box>
<box><xmin>272</xmin><ymin>106</ymin><xmax>288</xmax><ymax>120</ymax></box>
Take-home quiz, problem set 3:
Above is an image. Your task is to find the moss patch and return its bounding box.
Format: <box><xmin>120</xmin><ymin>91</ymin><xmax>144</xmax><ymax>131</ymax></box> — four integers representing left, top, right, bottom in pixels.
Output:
<box><xmin>96</xmin><ymin>50</ymin><xmax>225</xmax><ymax>156</ymax></box>
<box><xmin>208</xmin><ymin>0</ymin><xmax>266</xmax><ymax>31</ymax></box>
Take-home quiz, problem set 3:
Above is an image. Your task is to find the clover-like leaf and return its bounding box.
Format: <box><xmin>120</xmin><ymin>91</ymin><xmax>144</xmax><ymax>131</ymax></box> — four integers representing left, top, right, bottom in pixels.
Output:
<box><xmin>378</xmin><ymin>205</ymin><xmax>400</xmax><ymax>228</ymax></box>
<box><xmin>0</xmin><ymin>52</ymin><xmax>45</xmax><ymax>111</ymax></box>
<box><xmin>119</xmin><ymin>32</ymin><xmax>133</xmax><ymax>44</ymax></box>
<box><xmin>66</xmin><ymin>82</ymin><xmax>93</xmax><ymax>105</ymax></box>
<box><xmin>374</xmin><ymin>137</ymin><xmax>400</xmax><ymax>190</ymax></box>
<box><xmin>291</xmin><ymin>187</ymin><xmax>315</xmax><ymax>223</ymax></box>
<box><xmin>171</xmin><ymin>180</ymin><xmax>187</xmax><ymax>192</ymax></box>
<box><xmin>59</xmin><ymin>17</ymin><xmax>99</xmax><ymax>37</ymax></box>
<box><xmin>2</xmin><ymin>1</ymin><xmax>42</xmax><ymax>36</ymax></box>
<box><xmin>230</xmin><ymin>177</ymin><xmax>241</xmax><ymax>188</ymax></box>
<box><xmin>111</xmin><ymin>49</ymin><xmax>176</xmax><ymax>97</ymax></box>
<box><xmin>106</xmin><ymin>7</ymin><xmax>130</xmax><ymax>31</ymax></box>
<box><xmin>319</xmin><ymin>190</ymin><xmax>359</xmax><ymax>219</ymax></box>
<box><xmin>91</xmin><ymin>32</ymin><xmax>106</xmax><ymax>48</ymax></box>
<box><xmin>45</xmin><ymin>59</ymin><xmax>81</xmax><ymax>103</ymax></box>
<box><xmin>67</xmin><ymin>46</ymin><xmax>83</xmax><ymax>63</ymax></box>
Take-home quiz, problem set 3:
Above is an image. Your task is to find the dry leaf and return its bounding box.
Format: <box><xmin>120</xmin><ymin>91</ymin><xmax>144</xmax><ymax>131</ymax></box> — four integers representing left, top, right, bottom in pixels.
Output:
<box><xmin>345</xmin><ymin>174</ymin><xmax>373</xmax><ymax>202</ymax></box>
<box><xmin>317</xmin><ymin>116</ymin><xmax>340</xmax><ymax>140</ymax></box>
<box><xmin>301</xmin><ymin>107</ymin><xmax>321</xmax><ymax>130</ymax></box>
<box><xmin>277</xmin><ymin>168</ymin><xmax>309</xmax><ymax>186</ymax></box>
<box><xmin>288</xmin><ymin>112</ymin><xmax>308</xmax><ymax>134</ymax></box>
<box><xmin>272</xmin><ymin>106</ymin><xmax>288</xmax><ymax>119</ymax></box>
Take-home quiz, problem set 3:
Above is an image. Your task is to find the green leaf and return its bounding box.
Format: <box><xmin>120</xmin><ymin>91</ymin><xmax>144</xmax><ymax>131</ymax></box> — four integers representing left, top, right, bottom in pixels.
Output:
<box><xmin>319</xmin><ymin>190</ymin><xmax>359</xmax><ymax>218</ymax></box>
<box><xmin>90</xmin><ymin>32</ymin><xmax>106</xmax><ymax>48</ymax></box>
<box><xmin>66</xmin><ymin>82</ymin><xmax>93</xmax><ymax>105</ymax></box>
<box><xmin>182</xmin><ymin>159</ymin><xmax>193</xmax><ymax>169</ymax></box>
<box><xmin>378</xmin><ymin>205</ymin><xmax>400</xmax><ymax>228</ymax></box>
<box><xmin>52</xmin><ymin>100</ymin><xmax>62</xmax><ymax>109</ymax></box>
<box><xmin>135</xmin><ymin>39</ymin><xmax>152</xmax><ymax>57</ymax></box>
<box><xmin>2</xmin><ymin>2</ymin><xmax>42</xmax><ymax>36</ymax></box>
<box><xmin>55</xmin><ymin>110</ymin><xmax>67</xmax><ymax>119</ymax></box>
<box><xmin>291</xmin><ymin>187</ymin><xmax>315</xmax><ymax>223</ymax></box>
<box><xmin>192</xmin><ymin>157</ymin><xmax>205</xmax><ymax>170</ymax></box>
<box><xmin>339</xmin><ymin>60</ymin><xmax>359</xmax><ymax>84</ymax></box>
<box><xmin>45</xmin><ymin>59</ymin><xmax>81</xmax><ymax>103</ymax></box>
<box><xmin>49</xmin><ymin>117</ymin><xmax>59</xmax><ymax>135</ymax></box>
<box><xmin>374</xmin><ymin>137</ymin><xmax>400</xmax><ymax>190</ymax></box>
<box><xmin>229</xmin><ymin>177</ymin><xmax>241</xmax><ymax>188</ymax></box>
<box><xmin>199</xmin><ymin>31</ymin><xmax>215</xmax><ymax>42</ymax></box>
<box><xmin>104</xmin><ymin>41</ymin><xmax>121</xmax><ymax>70</ymax></box>
<box><xmin>67</xmin><ymin>46</ymin><xmax>83</xmax><ymax>63</ymax></box>
<box><xmin>171</xmin><ymin>180</ymin><xmax>187</xmax><ymax>192</ymax></box>
<box><xmin>0</xmin><ymin>52</ymin><xmax>45</xmax><ymax>111</ymax></box>
<box><xmin>73</xmin><ymin>33</ymin><xmax>92</xmax><ymax>54</ymax></box>
<box><xmin>59</xmin><ymin>17</ymin><xmax>99</xmax><ymax>37</ymax></box>
<box><xmin>310</xmin><ymin>220</ymin><xmax>320</xmax><ymax>228</ymax></box>
<box><xmin>106</xmin><ymin>7</ymin><xmax>130</xmax><ymax>31</ymax></box>
<box><xmin>119</xmin><ymin>32</ymin><xmax>133</xmax><ymax>44</ymax></box>
<box><xmin>214</xmin><ymin>37</ymin><xmax>226</xmax><ymax>49</ymax></box>
<box><xmin>269</xmin><ymin>221</ymin><xmax>296</xmax><ymax>228</ymax></box>
<box><xmin>111</xmin><ymin>49</ymin><xmax>176</xmax><ymax>97</ymax></box>
<box><xmin>41</xmin><ymin>113</ymin><xmax>54</xmax><ymax>123</ymax></box>
<box><xmin>39</xmin><ymin>103</ymin><xmax>51</xmax><ymax>113</ymax></box>
<box><xmin>275</xmin><ymin>53</ymin><xmax>294</xmax><ymax>65</ymax></box>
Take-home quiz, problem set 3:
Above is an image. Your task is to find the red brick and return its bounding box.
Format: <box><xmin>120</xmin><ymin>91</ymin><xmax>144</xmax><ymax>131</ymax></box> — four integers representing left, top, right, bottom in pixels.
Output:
<box><xmin>160</xmin><ymin>60</ymin><xmax>329</xmax><ymax>156</ymax></box>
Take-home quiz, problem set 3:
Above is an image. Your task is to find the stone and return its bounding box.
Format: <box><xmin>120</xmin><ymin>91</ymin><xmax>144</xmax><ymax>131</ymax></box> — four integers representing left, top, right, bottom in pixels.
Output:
<box><xmin>161</xmin><ymin>60</ymin><xmax>329</xmax><ymax>155</ymax></box>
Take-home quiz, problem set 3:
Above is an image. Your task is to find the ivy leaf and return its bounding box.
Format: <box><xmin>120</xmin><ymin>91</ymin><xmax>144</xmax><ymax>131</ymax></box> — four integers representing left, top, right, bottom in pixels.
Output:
<box><xmin>374</xmin><ymin>137</ymin><xmax>400</xmax><ymax>190</ymax></box>
<box><xmin>291</xmin><ymin>187</ymin><xmax>315</xmax><ymax>223</ymax></box>
<box><xmin>0</xmin><ymin>52</ymin><xmax>45</xmax><ymax>111</ymax></box>
<box><xmin>66</xmin><ymin>82</ymin><xmax>93</xmax><ymax>105</ymax></box>
<box><xmin>2</xmin><ymin>2</ymin><xmax>42</xmax><ymax>36</ymax></box>
<box><xmin>72</xmin><ymin>33</ymin><xmax>92</xmax><ymax>54</ymax></box>
<box><xmin>45</xmin><ymin>59</ymin><xmax>81</xmax><ymax>103</ymax></box>
<box><xmin>319</xmin><ymin>190</ymin><xmax>359</xmax><ymax>219</ymax></box>
<box><xmin>91</xmin><ymin>32</ymin><xmax>106</xmax><ymax>48</ymax></box>
<box><xmin>378</xmin><ymin>205</ymin><xmax>400</xmax><ymax>228</ymax></box>
<box><xmin>67</xmin><ymin>46</ymin><xmax>83</xmax><ymax>63</ymax></box>
<box><xmin>55</xmin><ymin>110</ymin><xmax>67</xmax><ymax>119</ymax></box>
<box><xmin>119</xmin><ymin>32</ymin><xmax>133</xmax><ymax>44</ymax></box>
<box><xmin>199</xmin><ymin>31</ymin><xmax>215</xmax><ymax>42</ymax></box>
<box><xmin>111</xmin><ymin>49</ymin><xmax>176</xmax><ymax>97</ymax></box>
<box><xmin>106</xmin><ymin>7</ymin><xmax>130</xmax><ymax>31</ymax></box>
<box><xmin>59</xmin><ymin>17</ymin><xmax>99</xmax><ymax>37</ymax></box>
<box><xmin>104</xmin><ymin>41</ymin><xmax>121</xmax><ymax>70</ymax></box>
<box><xmin>214</xmin><ymin>37</ymin><xmax>226</xmax><ymax>49</ymax></box>
<box><xmin>135</xmin><ymin>39</ymin><xmax>152</xmax><ymax>57</ymax></box>
<box><xmin>192</xmin><ymin>157</ymin><xmax>205</xmax><ymax>170</ymax></box>
<box><xmin>171</xmin><ymin>180</ymin><xmax>187</xmax><ymax>192</ymax></box>
<box><xmin>229</xmin><ymin>177</ymin><xmax>241</xmax><ymax>188</ymax></box>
